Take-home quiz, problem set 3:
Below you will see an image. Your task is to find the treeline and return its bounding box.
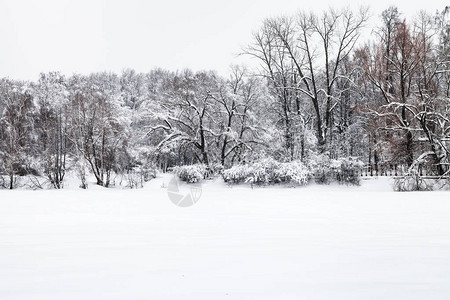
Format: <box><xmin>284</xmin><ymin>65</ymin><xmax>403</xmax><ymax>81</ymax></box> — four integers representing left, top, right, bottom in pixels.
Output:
<box><xmin>0</xmin><ymin>69</ymin><xmax>273</xmax><ymax>189</ymax></box>
<box><xmin>0</xmin><ymin>6</ymin><xmax>449</xmax><ymax>189</ymax></box>
<box><xmin>245</xmin><ymin>6</ymin><xmax>450</xmax><ymax>177</ymax></box>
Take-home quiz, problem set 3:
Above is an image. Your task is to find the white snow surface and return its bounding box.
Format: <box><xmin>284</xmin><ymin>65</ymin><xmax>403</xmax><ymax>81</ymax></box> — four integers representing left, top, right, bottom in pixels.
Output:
<box><xmin>1</xmin><ymin>175</ymin><xmax>450</xmax><ymax>299</ymax></box>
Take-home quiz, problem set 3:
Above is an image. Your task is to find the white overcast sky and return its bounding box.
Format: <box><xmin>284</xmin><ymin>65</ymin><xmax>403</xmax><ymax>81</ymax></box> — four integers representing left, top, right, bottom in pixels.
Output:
<box><xmin>0</xmin><ymin>0</ymin><xmax>447</xmax><ymax>81</ymax></box>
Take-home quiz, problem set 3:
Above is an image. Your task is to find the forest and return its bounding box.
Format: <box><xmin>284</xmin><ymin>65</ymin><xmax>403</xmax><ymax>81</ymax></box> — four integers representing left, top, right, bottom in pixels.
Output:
<box><xmin>0</xmin><ymin>6</ymin><xmax>449</xmax><ymax>190</ymax></box>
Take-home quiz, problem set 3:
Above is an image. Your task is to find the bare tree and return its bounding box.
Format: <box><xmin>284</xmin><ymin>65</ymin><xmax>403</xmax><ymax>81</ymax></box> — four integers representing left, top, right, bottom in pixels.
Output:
<box><xmin>360</xmin><ymin>8</ymin><xmax>450</xmax><ymax>175</ymax></box>
<box><xmin>68</xmin><ymin>73</ymin><xmax>130</xmax><ymax>187</ymax></box>
<box><xmin>213</xmin><ymin>66</ymin><xmax>267</xmax><ymax>166</ymax></box>
<box><xmin>0</xmin><ymin>80</ymin><xmax>35</xmax><ymax>189</ymax></box>
<box><xmin>246</xmin><ymin>7</ymin><xmax>368</xmax><ymax>153</ymax></box>
<box><xmin>148</xmin><ymin>70</ymin><xmax>218</xmax><ymax>166</ymax></box>
<box><xmin>33</xmin><ymin>72</ymin><xmax>68</xmax><ymax>188</ymax></box>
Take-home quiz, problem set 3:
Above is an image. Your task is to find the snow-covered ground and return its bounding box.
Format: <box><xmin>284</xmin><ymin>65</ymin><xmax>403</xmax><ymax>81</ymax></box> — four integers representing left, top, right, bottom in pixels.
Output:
<box><xmin>1</xmin><ymin>175</ymin><xmax>450</xmax><ymax>299</ymax></box>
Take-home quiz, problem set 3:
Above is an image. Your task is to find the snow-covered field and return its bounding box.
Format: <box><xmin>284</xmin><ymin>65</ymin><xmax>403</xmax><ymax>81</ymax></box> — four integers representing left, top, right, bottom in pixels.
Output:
<box><xmin>1</xmin><ymin>175</ymin><xmax>450</xmax><ymax>299</ymax></box>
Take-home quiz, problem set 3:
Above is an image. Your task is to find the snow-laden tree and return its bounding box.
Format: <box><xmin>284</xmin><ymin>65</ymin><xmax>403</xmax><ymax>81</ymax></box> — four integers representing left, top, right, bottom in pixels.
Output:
<box><xmin>246</xmin><ymin>7</ymin><xmax>368</xmax><ymax>154</ymax></box>
<box><xmin>0</xmin><ymin>79</ymin><xmax>35</xmax><ymax>189</ymax></box>
<box><xmin>212</xmin><ymin>66</ymin><xmax>269</xmax><ymax>166</ymax></box>
<box><xmin>359</xmin><ymin>8</ymin><xmax>450</xmax><ymax>175</ymax></box>
<box><xmin>32</xmin><ymin>72</ymin><xmax>69</xmax><ymax>188</ymax></box>
<box><xmin>245</xmin><ymin>18</ymin><xmax>310</xmax><ymax>161</ymax></box>
<box><xmin>118</xmin><ymin>69</ymin><xmax>155</xmax><ymax>173</ymax></box>
<box><xmin>68</xmin><ymin>73</ymin><xmax>131</xmax><ymax>187</ymax></box>
<box><xmin>146</xmin><ymin>70</ymin><xmax>219</xmax><ymax>166</ymax></box>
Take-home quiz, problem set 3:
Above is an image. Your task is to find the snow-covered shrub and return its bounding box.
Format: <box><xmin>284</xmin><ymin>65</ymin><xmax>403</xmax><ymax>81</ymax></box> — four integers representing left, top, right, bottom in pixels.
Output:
<box><xmin>126</xmin><ymin>166</ymin><xmax>156</xmax><ymax>189</ymax></box>
<box><xmin>222</xmin><ymin>165</ymin><xmax>250</xmax><ymax>184</ymax></box>
<box><xmin>394</xmin><ymin>173</ymin><xmax>432</xmax><ymax>192</ymax></box>
<box><xmin>223</xmin><ymin>158</ymin><xmax>310</xmax><ymax>186</ymax></box>
<box><xmin>173</xmin><ymin>164</ymin><xmax>207</xmax><ymax>183</ymax></box>
<box><xmin>75</xmin><ymin>160</ymin><xmax>88</xmax><ymax>189</ymax></box>
<box><xmin>394</xmin><ymin>153</ymin><xmax>434</xmax><ymax>191</ymax></box>
<box><xmin>307</xmin><ymin>155</ymin><xmax>363</xmax><ymax>185</ymax></box>
<box><xmin>273</xmin><ymin>160</ymin><xmax>310</xmax><ymax>185</ymax></box>
<box><xmin>307</xmin><ymin>154</ymin><xmax>334</xmax><ymax>184</ymax></box>
<box><xmin>134</xmin><ymin>163</ymin><xmax>157</xmax><ymax>183</ymax></box>
<box><xmin>209</xmin><ymin>163</ymin><xmax>224</xmax><ymax>176</ymax></box>
<box><xmin>245</xmin><ymin>158</ymin><xmax>278</xmax><ymax>185</ymax></box>
<box><xmin>335</xmin><ymin>157</ymin><xmax>364</xmax><ymax>185</ymax></box>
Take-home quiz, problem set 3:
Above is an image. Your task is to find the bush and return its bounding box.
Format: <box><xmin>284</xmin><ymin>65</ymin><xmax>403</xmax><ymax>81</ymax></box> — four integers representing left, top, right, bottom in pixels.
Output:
<box><xmin>307</xmin><ymin>154</ymin><xmax>334</xmax><ymax>184</ymax></box>
<box><xmin>245</xmin><ymin>158</ymin><xmax>278</xmax><ymax>185</ymax></box>
<box><xmin>126</xmin><ymin>166</ymin><xmax>156</xmax><ymax>189</ymax></box>
<box><xmin>222</xmin><ymin>164</ymin><xmax>250</xmax><ymax>184</ymax></box>
<box><xmin>336</xmin><ymin>157</ymin><xmax>363</xmax><ymax>185</ymax></box>
<box><xmin>394</xmin><ymin>174</ymin><xmax>432</xmax><ymax>192</ymax></box>
<box><xmin>308</xmin><ymin>155</ymin><xmax>363</xmax><ymax>185</ymax></box>
<box><xmin>273</xmin><ymin>160</ymin><xmax>310</xmax><ymax>185</ymax></box>
<box><xmin>393</xmin><ymin>153</ymin><xmax>434</xmax><ymax>191</ymax></box>
<box><xmin>209</xmin><ymin>163</ymin><xmax>224</xmax><ymax>176</ymax></box>
<box><xmin>173</xmin><ymin>164</ymin><xmax>207</xmax><ymax>183</ymax></box>
<box><xmin>223</xmin><ymin>158</ymin><xmax>310</xmax><ymax>186</ymax></box>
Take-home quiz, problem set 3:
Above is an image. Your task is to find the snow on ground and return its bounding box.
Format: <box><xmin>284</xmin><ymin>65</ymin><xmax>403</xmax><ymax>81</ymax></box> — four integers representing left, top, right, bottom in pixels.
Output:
<box><xmin>1</xmin><ymin>175</ymin><xmax>450</xmax><ymax>299</ymax></box>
